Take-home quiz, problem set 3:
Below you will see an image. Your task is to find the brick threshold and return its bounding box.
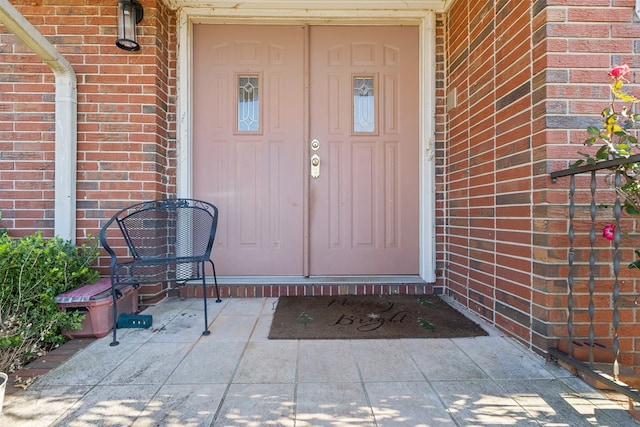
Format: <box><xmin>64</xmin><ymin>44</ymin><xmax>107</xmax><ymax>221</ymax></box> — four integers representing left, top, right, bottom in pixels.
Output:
<box><xmin>217</xmin><ymin>275</ymin><xmax>426</xmax><ymax>285</ymax></box>
<box><xmin>178</xmin><ymin>276</ymin><xmax>435</xmax><ymax>299</ymax></box>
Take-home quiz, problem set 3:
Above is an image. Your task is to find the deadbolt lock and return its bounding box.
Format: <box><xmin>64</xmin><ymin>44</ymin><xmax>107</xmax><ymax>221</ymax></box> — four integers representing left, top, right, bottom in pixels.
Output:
<box><xmin>311</xmin><ymin>139</ymin><xmax>320</xmax><ymax>151</ymax></box>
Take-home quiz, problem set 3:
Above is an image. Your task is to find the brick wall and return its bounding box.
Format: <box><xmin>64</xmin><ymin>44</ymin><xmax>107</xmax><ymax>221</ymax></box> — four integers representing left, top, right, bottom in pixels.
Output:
<box><xmin>444</xmin><ymin>0</ymin><xmax>640</xmax><ymax>361</ymax></box>
<box><xmin>0</xmin><ymin>0</ymin><xmax>176</xmax><ymax>242</ymax></box>
<box><xmin>445</xmin><ymin>0</ymin><xmax>536</xmax><ymax>348</ymax></box>
<box><xmin>534</xmin><ymin>0</ymin><xmax>640</xmax><ymax>365</ymax></box>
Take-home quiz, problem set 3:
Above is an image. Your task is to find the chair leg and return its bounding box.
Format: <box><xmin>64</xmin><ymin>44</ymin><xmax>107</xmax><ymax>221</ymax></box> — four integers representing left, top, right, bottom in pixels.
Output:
<box><xmin>201</xmin><ymin>262</ymin><xmax>210</xmax><ymax>336</ymax></box>
<box><xmin>210</xmin><ymin>259</ymin><xmax>221</xmax><ymax>303</ymax></box>
<box><xmin>202</xmin><ymin>282</ymin><xmax>211</xmax><ymax>336</ymax></box>
<box><xmin>200</xmin><ymin>259</ymin><xmax>221</xmax><ymax>335</ymax></box>
<box><xmin>110</xmin><ymin>274</ymin><xmax>119</xmax><ymax>346</ymax></box>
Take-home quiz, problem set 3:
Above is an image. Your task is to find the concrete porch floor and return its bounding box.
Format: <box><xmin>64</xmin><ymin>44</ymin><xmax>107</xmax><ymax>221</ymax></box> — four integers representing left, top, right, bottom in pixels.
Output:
<box><xmin>1</xmin><ymin>297</ymin><xmax>638</xmax><ymax>426</ymax></box>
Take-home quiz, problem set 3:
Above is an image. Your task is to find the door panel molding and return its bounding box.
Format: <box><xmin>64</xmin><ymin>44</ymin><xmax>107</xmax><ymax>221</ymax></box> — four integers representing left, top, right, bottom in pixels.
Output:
<box><xmin>178</xmin><ymin>8</ymin><xmax>437</xmax><ymax>282</ymax></box>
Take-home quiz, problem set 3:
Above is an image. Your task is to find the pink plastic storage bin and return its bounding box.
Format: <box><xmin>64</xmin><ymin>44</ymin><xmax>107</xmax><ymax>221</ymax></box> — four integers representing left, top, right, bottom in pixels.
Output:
<box><xmin>56</xmin><ymin>278</ymin><xmax>139</xmax><ymax>338</ymax></box>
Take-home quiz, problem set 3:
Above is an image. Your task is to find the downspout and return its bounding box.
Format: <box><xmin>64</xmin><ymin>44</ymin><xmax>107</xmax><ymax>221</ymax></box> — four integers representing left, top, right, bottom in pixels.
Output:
<box><xmin>0</xmin><ymin>0</ymin><xmax>77</xmax><ymax>242</ymax></box>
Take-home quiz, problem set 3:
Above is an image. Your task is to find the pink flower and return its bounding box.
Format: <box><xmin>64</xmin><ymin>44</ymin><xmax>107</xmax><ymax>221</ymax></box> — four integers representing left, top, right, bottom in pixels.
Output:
<box><xmin>608</xmin><ymin>64</ymin><xmax>630</xmax><ymax>79</ymax></box>
<box><xmin>602</xmin><ymin>224</ymin><xmax>616</xmax><ymax>241</ymax></box>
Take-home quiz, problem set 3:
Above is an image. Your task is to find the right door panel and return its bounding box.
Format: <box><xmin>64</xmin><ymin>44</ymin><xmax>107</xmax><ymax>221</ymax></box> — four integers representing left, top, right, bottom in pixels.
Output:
<box><xmin>308</xmin><ymin>26</ymin><xmax>420</xmax><ymax>275</ymax></box>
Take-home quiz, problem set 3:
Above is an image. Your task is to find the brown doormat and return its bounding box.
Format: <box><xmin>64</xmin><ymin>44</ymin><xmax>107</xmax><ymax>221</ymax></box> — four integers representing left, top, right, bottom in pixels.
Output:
<box><xmin>268</xmin><ymin>295</ymin><xmax>488</xmax><ymax>339</ymax></box>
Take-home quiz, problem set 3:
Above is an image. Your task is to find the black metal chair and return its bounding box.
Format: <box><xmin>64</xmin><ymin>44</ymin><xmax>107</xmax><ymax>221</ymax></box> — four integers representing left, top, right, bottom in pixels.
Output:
<box><xmin>99</xmin><ymin>198</ymin><xmax>221</xmax><ymax>346</ymax></box>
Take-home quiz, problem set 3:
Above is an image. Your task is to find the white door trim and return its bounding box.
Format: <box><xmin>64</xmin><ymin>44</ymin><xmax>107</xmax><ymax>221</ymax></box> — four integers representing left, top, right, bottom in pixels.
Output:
<box><xmin>176</xmin><ymin>7</ymin><xmax>437</xmax><ymax>283</ymax></box>
<box><xmin>163</xmin><ymin>1</ymin><xmax>446</xmax><ymax>12</ymax></box>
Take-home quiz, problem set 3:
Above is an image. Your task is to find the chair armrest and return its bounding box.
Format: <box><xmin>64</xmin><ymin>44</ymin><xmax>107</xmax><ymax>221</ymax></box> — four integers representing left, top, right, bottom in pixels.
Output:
<box><xmin>99</xmin><ymin>215</ymin><xmax>120</xmax><ymax>270</ymax></box>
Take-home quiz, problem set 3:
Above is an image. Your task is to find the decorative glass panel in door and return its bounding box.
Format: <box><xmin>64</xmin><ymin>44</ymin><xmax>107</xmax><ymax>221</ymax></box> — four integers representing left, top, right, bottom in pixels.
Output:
<box><xmin>237</xmin><ymin>75</ymin><xmax>260</xmax><ymax>132</ymax></box>
<box><xmin>353</xmin><ymin>76</ymin><xmax>375</xmax><ymax>133</ymax></box>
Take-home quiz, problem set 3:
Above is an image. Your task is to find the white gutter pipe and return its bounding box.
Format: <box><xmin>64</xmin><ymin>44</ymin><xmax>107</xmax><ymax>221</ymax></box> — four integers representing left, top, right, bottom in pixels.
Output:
<box><xmin>0</xmin><ymin>0</ymin><xmax>77</xmax><ymax>242</ymax></box>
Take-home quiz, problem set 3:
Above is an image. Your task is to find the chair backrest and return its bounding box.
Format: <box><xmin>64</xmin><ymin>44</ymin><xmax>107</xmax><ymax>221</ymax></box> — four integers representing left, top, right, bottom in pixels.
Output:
<box><xmin>101</xmin><ymin>199</ymin><xmax>218</xmax><ymax>261</ymax></box>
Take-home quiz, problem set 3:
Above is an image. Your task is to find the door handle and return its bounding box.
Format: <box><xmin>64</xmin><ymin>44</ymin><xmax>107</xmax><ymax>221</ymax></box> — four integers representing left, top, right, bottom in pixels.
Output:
<box><xmin>311</xmin><ymin>154</ymin><xmax>320</xmax><ymax>178</ymax></box>
<box><xmin>310</xmin><ymin>139</ymin><xmax>320</xmax><ymax>178</ymax></box>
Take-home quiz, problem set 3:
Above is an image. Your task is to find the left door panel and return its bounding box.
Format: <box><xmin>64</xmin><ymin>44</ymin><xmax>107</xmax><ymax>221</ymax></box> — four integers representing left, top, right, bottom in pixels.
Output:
<box><xmin>193</xmin><ymin>25</ymin><xmax>305</xmax><ymax>275</ymax></box>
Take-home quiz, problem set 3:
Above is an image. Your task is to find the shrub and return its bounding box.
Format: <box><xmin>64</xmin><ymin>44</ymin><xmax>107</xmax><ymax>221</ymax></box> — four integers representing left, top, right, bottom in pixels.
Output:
<box><xmin>0</xmin><ymin>232</ymin><xmax>100</xmax><ymax>374</ymax></box>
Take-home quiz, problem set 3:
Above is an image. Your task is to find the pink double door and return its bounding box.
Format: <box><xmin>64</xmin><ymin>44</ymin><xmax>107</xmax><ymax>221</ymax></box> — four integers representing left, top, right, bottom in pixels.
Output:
<box><xmin>193</xmin><ymin>25</ymin><xmax>419</xmax><ymax>276</ymax></box>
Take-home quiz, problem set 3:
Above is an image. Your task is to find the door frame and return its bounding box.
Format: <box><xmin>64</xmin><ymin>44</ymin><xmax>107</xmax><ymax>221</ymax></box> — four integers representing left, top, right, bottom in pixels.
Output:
<box><xmin>175</xmin><ymin>5</ymin><xmax>438</xmax><ymax>282</ymax></box>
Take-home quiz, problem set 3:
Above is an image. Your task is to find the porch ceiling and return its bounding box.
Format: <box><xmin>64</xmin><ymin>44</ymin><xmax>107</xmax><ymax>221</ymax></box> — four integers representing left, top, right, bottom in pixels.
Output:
<box><xmin>160</xmin><ymin>0</ymin><xmax>448</xmax><ymax>13</ymax></box>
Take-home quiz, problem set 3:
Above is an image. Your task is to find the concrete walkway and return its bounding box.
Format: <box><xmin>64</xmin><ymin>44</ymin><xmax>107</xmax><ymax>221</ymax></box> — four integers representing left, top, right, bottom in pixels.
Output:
<box><xmin>1</xmin><ymin>297</ymin><xmax>637</xmax><ymax>426</ymax></box>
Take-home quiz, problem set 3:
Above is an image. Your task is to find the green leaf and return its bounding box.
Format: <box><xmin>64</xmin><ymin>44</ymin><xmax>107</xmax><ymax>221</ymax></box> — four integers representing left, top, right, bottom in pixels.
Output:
<box><xmin>625</xmin><ymin>204</ymin><xmax>640</xmax><ymax>216</ymax></box>
<box><xmin>418</xmin><ymin>298</ymin><xmax>435</xmax><ymax>307</ymax></box>
<box><xmin>417</xmin><ymin>318</ymin><xmax>437</xmax><ymax>331</ymax></box>
<box><xmin>570</xmin><ymin>159</ymin><xmax>584</xmax><ymax>168</ymax></box>
<box><xmin>595</xmin><ymin>145</ymin><xmax>610</xmax><ymax>160</ymax></box>
<box><xmin>587</xmin><ymin>126</ymin><xmax>601</xmax><ymax>135</ymax></box>
<box><xmin>629</xmin><ymin>250</ymin><xmax>640</xmax><ymax>269</ymax></box>
<box><xmin>297</xmin><ymin>312</ymin><xmax>313</xmax><ymax>325</ymax></box>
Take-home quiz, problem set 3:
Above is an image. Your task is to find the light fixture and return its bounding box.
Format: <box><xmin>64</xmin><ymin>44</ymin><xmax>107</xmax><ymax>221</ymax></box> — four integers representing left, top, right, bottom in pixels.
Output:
<box><xmin>116</xmin><ymin>0</ymin><xmax>143</xmax><ymax>51</ymax></box>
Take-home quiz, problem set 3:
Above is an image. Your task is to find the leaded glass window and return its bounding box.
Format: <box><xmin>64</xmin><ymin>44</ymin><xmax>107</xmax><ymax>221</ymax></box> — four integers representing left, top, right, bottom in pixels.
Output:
<box><xmin>353</xmin><ymin>77</ymin><xmax>375</xmax><ymax>133</ymax></box>
<box><xmin>238</xmin><ymin>75</ymin><xmax>260</xmax><ymax>132</ymax></box>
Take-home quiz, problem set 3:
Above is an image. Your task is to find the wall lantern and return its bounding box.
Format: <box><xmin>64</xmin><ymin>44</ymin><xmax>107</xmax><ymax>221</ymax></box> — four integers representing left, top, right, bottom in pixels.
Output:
<box><xmin>116</xmin><ymin>0</ymin><xmax>144</xmax><ymax>51</ymax></box>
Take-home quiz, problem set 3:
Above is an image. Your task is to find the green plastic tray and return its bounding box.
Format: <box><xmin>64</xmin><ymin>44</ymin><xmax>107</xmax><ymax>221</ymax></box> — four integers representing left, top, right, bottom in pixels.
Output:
<box><xmin>117</xmin><ymin>314</ymin><xmax>152</xmax><ymax>329</ymax></box>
